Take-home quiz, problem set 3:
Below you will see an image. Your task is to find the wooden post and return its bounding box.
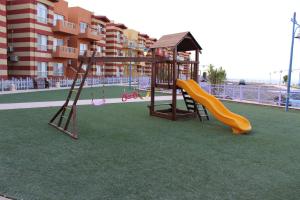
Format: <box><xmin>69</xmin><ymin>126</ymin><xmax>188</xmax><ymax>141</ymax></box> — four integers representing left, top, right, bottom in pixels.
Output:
<box><xmin>172</xmin><ymin>47</ymin><xmax>177</xmax><ymax>120</ymax></box>
<box><xmin>194</xmin><ymin>49</ymin><xmax>199</xmax><ymax>82</ymax></box>
<box><xmin>150</xmin><ymin>49</ymin><xmax>156</xmax><ymax>114</ymax></box>
<box><xmin>167</xmin><ymin>63</ymin><xmax>170</xmax><ymax>87</ymax></box>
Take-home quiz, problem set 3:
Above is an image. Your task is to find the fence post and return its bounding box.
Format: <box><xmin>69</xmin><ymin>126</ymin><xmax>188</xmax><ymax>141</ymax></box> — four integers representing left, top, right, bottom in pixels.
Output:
<box><xmin>239</xmin><ymin>86</ymin><xmax>242</xmax><ymax>101</ymax></box>
<box><xmin>26</xmin><ymin>77</ymin><xmax>29</xmax><ymax>90</ymax></box>
<box><xmin>279</xmin><ymin>89</ymin><xmax>282</xmax><ymax>106</ymax></box>
<box><xmin>223</xmin><ymin>84</ymin><xmax>226</xmax><ymax>99</ymax></box>
<box><xmin>257</xmin><ymin>86</ymin><xmax>261</xmax><ymax>103</ymax></box>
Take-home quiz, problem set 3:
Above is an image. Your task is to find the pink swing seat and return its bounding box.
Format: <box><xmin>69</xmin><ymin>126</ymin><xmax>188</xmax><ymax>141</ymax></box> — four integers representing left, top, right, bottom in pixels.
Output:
<box><xmin>92</xmin><ymin>99</ymin><xmax>106</xmax><ymax>106</ymax></box>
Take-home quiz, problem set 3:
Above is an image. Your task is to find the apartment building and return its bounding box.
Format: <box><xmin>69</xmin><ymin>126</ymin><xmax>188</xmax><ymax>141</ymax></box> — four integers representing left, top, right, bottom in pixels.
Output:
<box><xmin>137</xmin><ymin>33</ymin><xmax>148</xmax><ymax>75</ymax></box>
<box><xmin>105</xmin><ymin>22</ymin><xmax>127</xmax><ymax>77</ymax></box>
<box><xmin>145</xmin><ymin>37</ymin><xmax>157</xmax><ymax>76</ymax></box>
<box><xmin>0</xmin><ymin>0</ymin><xmax>7</xmax><ymax>79</ymax></box>
<box><xmin>123</xmin><ymin>29</ymin><xmax>139</xmax><ymax>78</ymax></box>
<box><xmin>5</xmin><ymin>0</ymin><xmax>107</xmax><ymax>79</ymax></box>
<box><xmin>178</xmin><ymin>51</ymin><xmax>192</xmax><ymax>77</ymax></box>
<box><xmin>52</xmin><ymin>0</ymin><xmax>78</xmax><ymax>78</ymax></box>
<box><xmin>7</xmin><ymin>0</ymin><xmax>59</xmax><ymax>78</ymax></box>
<box><xmin>67</xmin><ymin>6</ymin><xmax>108</xmax><ymax>77</ymax></box>
<box><xmin>2</xmin><ymin>0</ymin><xmax>189</xmax><ymax>79</ymax></box>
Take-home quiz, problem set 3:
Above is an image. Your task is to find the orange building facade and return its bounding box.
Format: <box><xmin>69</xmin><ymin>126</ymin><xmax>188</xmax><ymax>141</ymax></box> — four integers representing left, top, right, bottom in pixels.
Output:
<box><xmin>2</xmin><ymin>0</ymin><xmax>190</xmax><ymax>79</ymax></box>
<box><xmin>0</xmin><ymin>0</ymin><xmax>6</xmax><ymax>79</ymax></box>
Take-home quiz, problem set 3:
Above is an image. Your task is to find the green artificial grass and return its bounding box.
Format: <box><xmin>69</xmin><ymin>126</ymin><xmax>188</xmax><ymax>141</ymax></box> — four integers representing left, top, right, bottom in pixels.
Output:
<box><xmin>0</xmin><ymin>102</ymin><xmax>300</xmax><ymax>200</ymax></box>
<box><xmin>0</xmin><ymin>86</ymin><xmax>162</xmax><ymax>104</ymax></box>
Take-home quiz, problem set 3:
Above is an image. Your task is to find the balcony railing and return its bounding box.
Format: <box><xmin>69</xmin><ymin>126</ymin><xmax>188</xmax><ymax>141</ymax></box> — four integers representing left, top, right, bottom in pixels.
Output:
<box><xmin>123</xmin><ymin>40</ymin><xmax>138</xmax><ymax>49</ymax></box>
<box><xmin>53</xmin><ymin>20</ymin><xmax>78</xmax><ymax>35</ymax></box>
<box><xmin>37</xmin><ymin>16</ymin><xmax>48</xmax><ymax>24</ymax></box>
<box><xmin>79</xmin><ymin>50</ymin><xmax>105</xmax><ymax>57</ymax></box>
<box><xmin>37</xmin><ymin>45</ymin><xmax>48</xmax><ymax>51</ymax></box>
<box><xmin>95</xmin><ymin>52</ymin><xmax>105</xmax><ymax>57</ymax></box>
<box><xmin>53</xmin><ymin>46</ymin><xmax>78</xmax><ymax>59</ymax></box>
<box><xmin>137</xmin><ymin>44</ymin><xmax>145</xmax><ymax>50</ymax></box>
<box><xmin>79</xmin><ymin>28</ymin><xmax>104</xmax><ymax>41</ymax></box>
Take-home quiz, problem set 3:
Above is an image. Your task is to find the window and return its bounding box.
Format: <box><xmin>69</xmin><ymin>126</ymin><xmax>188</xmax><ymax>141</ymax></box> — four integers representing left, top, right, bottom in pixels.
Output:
<box><xmin>37</xmin><ymin>3</ymin><xmax>48</xmax><ymax>23</ymax></box>
<box><xmin>82</xmin><ymin>64</ymin><xmax>87</xmax><ymax>71</ymax></box>
<box><xmin>117</xmin><ymin>50</ymin><xmax>123</xmax><ymax>56</ymax></box>
<box><xmin>53</xmin><ymin>38</ymin><xmax>64</xmax><ymax>51</ymax></box>
<box><xmin>37</xmin><ymin>62</ymin><xmax>48</xmax><ymax>78</ymax></box>
<box><xmin>116</xmin><ymin>67</ymin><xmax>120</xmax><ymax>77</ymax></box>
<box><xmin>37</xmin><ymin>34</ymin><xmax>47</xmax><ymax>51</ymax></box>
<box><xmin>96</xmin><ymin>24</ymin><xmax>103</xmax><ymax>33</ymax></box>
<box><xmin>96</xmin><ymin>65</ymin><xmax>103</xmax><ymax>76</ymax></box>
<box><xmin>79</xmin><ymin>43</ymin><xmax>88</xmax><ymax>55</ymax></box>
<box><xmin>116</xmin><ymin>32</ymin><xmax>121</xmax><ymax>43</ymax></box>
<box><xmin>80</xmin><ymin>22</ymin><xmax>88</xmax><ymax>33</ymax></box>
<box><xmin>53</xmin><ymin>63</ymin><xmax>64</xmax><ymax>76</ymax></box>
<box><xmin>96</xmin><ymin>46</ymin><xmax>102</xmax><ymax>53</ymax></box>
<box><xmin>53</xmin><ymin>13</ymin><xmax>64</xmax><ymax>26</ymax></box>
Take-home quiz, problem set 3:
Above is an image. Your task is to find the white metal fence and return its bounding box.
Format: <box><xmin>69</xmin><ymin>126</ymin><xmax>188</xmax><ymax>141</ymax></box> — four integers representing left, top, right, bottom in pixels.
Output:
<box><xmin>1</xmin><ymin>77</ymin><xmax>300</xmax><ymax>108</ymax></box>
<box><xmin>0</xmin><ymin>77</ymin><xmax>145</xmax><ymax>91</ymax></box>
<box><xmin>199</xmin><ymin>83</ymin><xmax>300</xmax><ymax>108</ymax></box>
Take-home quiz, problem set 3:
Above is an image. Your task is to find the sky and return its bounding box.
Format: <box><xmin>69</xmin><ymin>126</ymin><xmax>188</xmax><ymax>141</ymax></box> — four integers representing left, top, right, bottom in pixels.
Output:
<box><xmin>67</xmin><ymin>0</ymin><xmax>300</xmax><ymax>83</ymax></box>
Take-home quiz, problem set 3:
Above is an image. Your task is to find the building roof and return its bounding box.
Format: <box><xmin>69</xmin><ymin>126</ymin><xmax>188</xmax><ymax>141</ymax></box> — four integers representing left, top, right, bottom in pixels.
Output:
<box><xmin>150</xmin><ymin>32</ymin><xmax>202</xmax><ymax>52</ymax></box>
<box><xmin>94</xmin><ymin>15</ymin><xmax>110</xmax><ymax>23</ymax></box>
<box><xmin>108</xmin><ymin>22</ymin><xmax>127</xmax><ymax>30</ymax></box>
<box><xmin>139</xmin><ymin>33</ymin><xmax>149</xmax><ymax>39</ymax></box>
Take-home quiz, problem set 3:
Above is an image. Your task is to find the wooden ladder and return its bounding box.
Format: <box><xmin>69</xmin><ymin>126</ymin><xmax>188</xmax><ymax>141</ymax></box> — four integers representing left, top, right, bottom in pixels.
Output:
<box><xmin>49</xmin><ymin>51</ymin><xmax>96</xmax><ymax>139</ymax></box>
<box><xmin>181</xmin><ymin>89</ymin><xmax>209</xmax><ymax>122</ymax></box>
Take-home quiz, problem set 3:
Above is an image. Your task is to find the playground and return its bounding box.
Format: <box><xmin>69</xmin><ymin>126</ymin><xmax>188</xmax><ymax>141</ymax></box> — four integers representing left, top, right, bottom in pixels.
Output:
<box><xmin>1</xmin><ymin>31</ymin><xmax>300</xmax><ymax>199</ymax></box>
<box><xmin>0</xmin><ymin>101</ymin><xmax>300</xmax><ymax>200</ymax></box>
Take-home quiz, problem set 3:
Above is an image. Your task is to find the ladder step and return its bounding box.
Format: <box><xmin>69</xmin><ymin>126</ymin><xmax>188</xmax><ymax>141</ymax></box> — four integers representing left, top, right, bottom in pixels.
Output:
<box><xmin>184</xmin><ymin>97</ymin><xmax>193</xmax><ymax>100</ymax></box>
<box><xmin>185</xmin><ymin>102</ymin><xmax>195</xmax><ymax>106</ymax></box>
<box><xmin>199</xmin><ymin>114</ymin><xmax>209</xmax><ymax>117</ymax></box>
<box><xmin>185</xmin><ymin>100</ymin><xmax>194</xmax><ymax>104</ymax></box>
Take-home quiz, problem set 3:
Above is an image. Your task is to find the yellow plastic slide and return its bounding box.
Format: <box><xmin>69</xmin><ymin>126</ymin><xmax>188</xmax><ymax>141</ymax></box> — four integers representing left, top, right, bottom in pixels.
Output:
<box><xmin>176</xmin><ymin>79</ymin><xmax>252</xmax><ymax>134</ymax></box>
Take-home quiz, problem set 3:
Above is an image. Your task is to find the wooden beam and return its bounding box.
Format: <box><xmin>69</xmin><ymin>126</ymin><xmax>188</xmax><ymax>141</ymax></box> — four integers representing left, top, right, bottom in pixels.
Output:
<box><xmin>78</xmin><ymin>56</ymin><xmax>168</xmax><ymax>63</ymax></box>
<box><xmin>194</xmin><ymin>49</ymin><xmax>199</xmax><ymax>82</ymax></box>
<box><xmin>150</xmin><ymin>49</ymin><xmax>156</xmax><ymax>114</ymax></box>
<box><xmin>78</xmin><ymin>56</ymin><xmax>197</xmax><ymax>65</ymax></box>
<box><xmin>172</xmin><ymin>48</ymin><xmax>177</xmax><ymax>121</ymax></box>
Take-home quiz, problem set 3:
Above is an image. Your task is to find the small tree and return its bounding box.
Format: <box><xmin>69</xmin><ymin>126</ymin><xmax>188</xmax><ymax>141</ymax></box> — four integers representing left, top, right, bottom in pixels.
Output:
<box><xmin>207</xmin><ymin>64</ymin><xmax>227</xmax><ymax>85</ymax></box>
<box><xmin>283</xmin><ymin>75</ymin><xmax>288</xmax><ymax>85</ymax></box>
<box><xmin>202</xmin><ymin>72</ymin><xmax>207</xmax><ymax>81</ymax></box>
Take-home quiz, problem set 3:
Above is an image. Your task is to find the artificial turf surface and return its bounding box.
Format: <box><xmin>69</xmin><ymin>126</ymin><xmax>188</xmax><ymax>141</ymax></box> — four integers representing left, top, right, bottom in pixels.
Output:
<box><xmin>0</xmin><ymin>86</ymin><xmax>158</xmax><ymax>104</ymax></box>
<box><xmin>0</xmin><ymin>101</ymin><xmax>300</xmax><ymax>200</ymax></box>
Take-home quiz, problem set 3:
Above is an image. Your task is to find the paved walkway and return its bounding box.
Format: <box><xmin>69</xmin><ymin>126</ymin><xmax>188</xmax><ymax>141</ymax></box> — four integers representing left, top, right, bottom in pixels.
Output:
<box><xmin>0</xmin><ymin>96</ymin><xmax>179</xmax><ymax>110</ymax></box>
<box><xmin>0</xmin><ymin>196</ymin><xmax>11</xmax><ymax>200</ymax></box>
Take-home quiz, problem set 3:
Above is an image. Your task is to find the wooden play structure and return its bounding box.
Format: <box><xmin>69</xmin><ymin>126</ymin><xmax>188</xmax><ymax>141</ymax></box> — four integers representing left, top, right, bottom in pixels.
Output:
<box><xmin>148</xmin><ymin>32</ymin><xmax>208</xmax><ymax>121</ymax></box>
<box><xmin>49</xmin><ymin>32</ymin><xmax>208</xmax><ymax>139</ymax></box>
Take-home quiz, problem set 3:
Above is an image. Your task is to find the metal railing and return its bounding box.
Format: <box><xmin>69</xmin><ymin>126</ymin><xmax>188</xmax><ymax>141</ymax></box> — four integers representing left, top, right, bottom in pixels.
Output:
<box><xmin>1</xmin><ymin>78</ymin><xmax>300</xmax><ymax>108</ymax></box>
<box><xmin>62</xmin><ymin>20</ymin><xmax>76</xmax><ymax>29</ymax></box>
<box><xmin>0</xmin><ymin>76</ymin><xmax>148</xmax><ymax>92</ymax></box>
<box><xmin>199</xmin><ymin>83</ymin><xmax>300</xmax><ymax>108</ymax></box>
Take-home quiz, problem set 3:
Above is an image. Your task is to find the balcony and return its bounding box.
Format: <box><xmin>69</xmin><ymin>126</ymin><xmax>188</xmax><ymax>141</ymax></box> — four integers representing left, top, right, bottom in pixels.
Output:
<box><xmin>53</xmin><ymin>20</ymin><xmax>78</xmax><ymax>36</ymax></box>
<box><xmin>53</xmin><ymin>46</ymin><xmax>78</xmax><ymax>59</ymax></box>
<box><xmin>137</xmin><ymin>44</ymin><xmax>145</xmax><ymax>51</ymax></box>
<box><xmin>123</xmin><ymin>40</ymin><xmax>137</xmax><ymax>49</ymax></box>
<box><xmin>79</xmin><ymin>50</ymin><xmax>105</xmax><ymax>57</ymax></box>
<box><xmin>78</xmin><ymin>28</ymin><xmax>104</xmax><ymax>41</ymax></box>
